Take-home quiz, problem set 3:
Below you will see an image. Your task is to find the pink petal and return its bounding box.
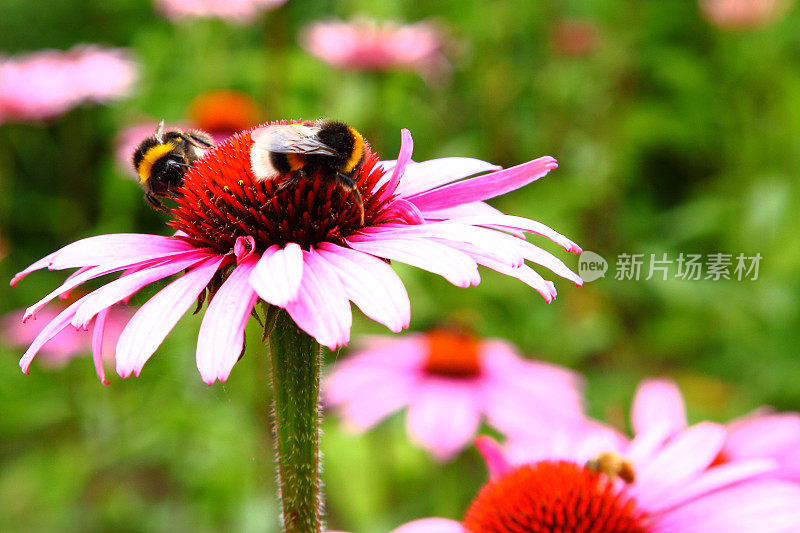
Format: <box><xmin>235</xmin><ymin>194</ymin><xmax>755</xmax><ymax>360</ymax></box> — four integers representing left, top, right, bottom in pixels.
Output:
<box><xmin>91</xmin><ymin>307</ymin><xmax>111</xmax><ymax>385</ymax></box>
<box><xmin>650</xmin><ymin>480</ymin><xmax>800</xmax><ymax>533</ymax></box>
<box><xmin>475</xmin><ymin>436</ymin><xmax>513</xmax><ymax>479</ymax></box>
<box><xmin>116</xmin><ymin>255</ymin><xmax>225</xmax><ymax>378</ymax></box>
<box><xmin>334</xmin><ymin>373</ymin><xmax>416</xmax><ymax>431</ymax></box>
<box><xmin>285</xmin><ymin>250</ymin><xmax>352</xmax><ymax>349</ymax></box>
<box><xmin>726</xmin><ymin>412</ymin><xmax>800</xmax><ymax>460</ymax></box>
<box><xmin>250</xmin><ymin>243</ymin><xmax>303</xmax><ymax>306</ymax></box>
<box><xmin>632</xmin><ymin>422</ymin><xmax>727</xmax><ymax>510</ymax></box>
<box><xmin>390</xmin><ymin>518</ymin><xmax>465</xmax><ymax>533</ymax></box>
<box><xmin>377</xmin><ymin>198</ymin><xmax>425</xmax><ymax>225</ymax></box>
<box><xmin>11</xmin><ymin>233</ymin><xmax>194</xmax><ymax>286</ymax></box>
<box><xmin>632</xmin><ymin>379</ymin><xmax>688</xmax><ymax>438</ymax></box>
<box><xmin>23</xmin><ymin>249</ymin><xmax>202</xmax><ymax>321</ymax></box>
<box><xmin>656</xmin><ymin>459</ymin><xmax>777</xmax><ymax>513</ymax></box>
<box><xmin>71</xmin><ymin>252</ymin><xmax>209</xmax><ymax>328</ymax></box>
<box><xmin>316</xmin><ymin>242</ymin><xmax>410</xmax><ymax>332</ymax></box>
<box><xmin>407</xmin><ymin>156</ymin><xmax>558</xmax><ymax>212</ymax></box>
<box><xmin>394</xmin><ymin>157</ymin><xmax>502</xmax><ymax>198</ymax></box>
<box><xmin>346</xmin><ymin>234</ymin><xmax>479</xmax><ymax>288</ymax></box>
<box><xmin>443</xmin><ymin>214</ymin><xmax>582</xmax><ymax>254</ymax></box>
<box><xmin>471</xmin><ymin>256</ymin><xmax>554</xmax><ymax>302</ymax></box>
<box><xmin>19</xmin><ymin>297</ymin><xmax>86</xmax><ymax>373</ymax></box>
<box><xmin>196</xmin><ymin>255</ymin><xmax>259</xmax><ymax>384</ymax></box>
<box><xmin>376</xmin><ymin>128</ymin><xmax>413</xmax><ymax>203</ymax></box>
<box><xmin>406</xmin><ymin>379</ymin><xmax>482</xmax><ymax>461</ymax></box>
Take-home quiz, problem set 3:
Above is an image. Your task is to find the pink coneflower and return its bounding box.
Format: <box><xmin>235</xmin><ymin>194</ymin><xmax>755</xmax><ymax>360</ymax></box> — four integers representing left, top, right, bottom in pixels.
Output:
<box><xmin>1</xmin><ymin>304</ymin><xmax>132</xmax><ymax>384</ymax></box>
<box><xmin>300</xmin><ymin>19</ymin><xmax>449</xmax><ymax>75</ymax></box>
<box><xmin>382</xmin><ymin>420</ymin><xmax>800</xmax><ymax>533</ymax></box>
<box><xmin>325</xmin><ymin>329</ymin><xmax>584</xmax><ymax>460</ymax></box>
<box><xmin>699</xmin><ymin>0</ymin><xmax>793</xmax><ymax>30</ymax></box>
<box><xmin>0</xmin><ymin>45</ymin><xmax>138</xmax><ymax>123</ymax></box>
<box><xmin>633</xmin><ymin>378</ymin><xmax>800</xmax><ymax>482</ymax></box>
<box><xmin>13</xmin><ymin>124</ymin><xmax>581</xmax><ymax>384</ymax></box>
<box><xmin>155</xmin><ymin>0</ymin><xmax>286</xmax><ymax>23</ymax></box>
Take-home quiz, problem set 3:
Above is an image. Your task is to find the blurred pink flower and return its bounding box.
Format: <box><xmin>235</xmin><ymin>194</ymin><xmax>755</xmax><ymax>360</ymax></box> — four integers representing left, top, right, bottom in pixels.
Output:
<box><xmin>300</xmin><ymin>19</ymin><xmax>449</xmax><ymax>75</ymax></box>
<box><xmin>1</xmin><ymin>304</ymin><xmax>133</xmax><ymax>384</ymax></box>
<box><xmin>632</xmin><ymin>378</ymin><xmax>800</xmax><ymax>482</ymax></box>
<box><xmin>0</xmin><ymin>45</ymin><xmax>138</xmax><ymax>123</ymax></box>
<box><xmin>382</xmin><ymin>418</ymin><xmax>800</xmax><ymax>532</ymax></box>
<box><xmin>155</xmin><ymin>0</ymin><xmax>286</xmax><ymax>23</ymax></box>
<box><xmin>548</xmin><ymin>19</ymin><xmax>600</xmax><ymax>57</ymax></box>
<box><xmin>325</xmin><ymin>330</ymin><xmax>584</xmax><ymax>461</ymax></box>
<box><xmin>12</xmin><ymin>127</ymin><xmax>582</xmax><ymax>385</ymax></box>
<box><xmin>700</xmin><ymin>0</ymin><xmax>793</xmax><ymax>30</ymax></box>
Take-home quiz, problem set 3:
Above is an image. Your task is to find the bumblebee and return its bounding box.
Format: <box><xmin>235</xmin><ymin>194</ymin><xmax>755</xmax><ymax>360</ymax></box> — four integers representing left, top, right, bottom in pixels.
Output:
<box><xmin>249</xmin><ymin>120</ymin><xmax>366</xmax><ymax>223</ymax></box>
<box><xmin>132</xmin><ymin>119</ymin><xmax>215</xmax><ymax>209</ymax></box>
<box><xmin>585</xmin><ymin>452</ymin><xmax>636</xmax><ymax>484</ymax></box>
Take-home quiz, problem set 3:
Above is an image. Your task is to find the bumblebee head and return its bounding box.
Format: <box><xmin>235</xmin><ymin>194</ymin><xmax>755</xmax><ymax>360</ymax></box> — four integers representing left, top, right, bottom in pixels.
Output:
<box><xmin>316</xmin><ymin>121</ymin><xmax>365</xmax><ymax>174</ymax></box>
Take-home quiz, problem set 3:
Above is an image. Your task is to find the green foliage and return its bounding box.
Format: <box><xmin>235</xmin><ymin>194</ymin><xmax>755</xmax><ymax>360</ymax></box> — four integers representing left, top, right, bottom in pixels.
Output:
<box><xmin>2</xmin><ymin>0</ymin><xmax>800</xmax><ymax>531</ymax></box>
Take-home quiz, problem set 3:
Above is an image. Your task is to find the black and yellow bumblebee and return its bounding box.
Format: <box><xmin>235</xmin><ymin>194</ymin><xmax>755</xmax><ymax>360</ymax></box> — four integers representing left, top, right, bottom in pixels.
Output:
<box><xmin>132</xmin><ymin>119</ymin><xmax>215</xmax><ymax>209</ymax></box>
<box><xmin>249</xmin><ymin>120</ymin><xmax>366</xmax><ymax>222</ymax></box>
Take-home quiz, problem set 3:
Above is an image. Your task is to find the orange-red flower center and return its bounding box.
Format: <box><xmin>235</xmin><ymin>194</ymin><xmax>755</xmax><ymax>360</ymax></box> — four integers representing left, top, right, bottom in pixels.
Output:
<box><xmin>168</xmin><ymin>125</ymin><xmax>389</xmax><ymax>253</ymax></box>
<box><xmin>462</xmin><ymin>461</ymin><xmax>647</xmax><ymax>533</ymax></box>
<box><xmin>188</xmin><ymin>90</ymin><xmax>261</xmax><ymax>137</ymax></box>
<box><xmin>422</xmin><ymin>329</ymin><xmax>482</xmax><ymax>378</ymax></box>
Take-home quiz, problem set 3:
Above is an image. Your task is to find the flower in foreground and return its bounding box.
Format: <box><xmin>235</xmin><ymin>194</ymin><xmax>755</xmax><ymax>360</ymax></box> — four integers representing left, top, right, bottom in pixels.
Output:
<box><xmin>300</xmin><ymin>19</ymin><xmax>449</xmax><ymax>76</ymax></box>
<box><xmin>12</xmin><ymin>125</ymin><xmax>581</xmax><ymax>385</ymax></box>
<box><xmin>155</xmin><ymin>0</ymin><xmax>286</xmax><ymax>23</ymax></box>
<box><xmin>1</xmin><ymin>305</ymin><xmax>132</xmax><ymax>384</ymax></box>
<box><xmin>384</xmin><ymin>412</ymin><xmax>800</xmax><ymax>533</ymax></box>
<box><xmin>0</xmin><ymin>45</ymin><xmax>138</xmax><ymax>123</ymax></box>
<box><xmin>325</xmin><ymin>329</ymin><xmax>584</xmax><ymax>460</ymax></box>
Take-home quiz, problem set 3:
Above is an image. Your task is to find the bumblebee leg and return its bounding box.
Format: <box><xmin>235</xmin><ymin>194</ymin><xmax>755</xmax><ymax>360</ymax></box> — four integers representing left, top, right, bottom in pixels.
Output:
<box><xmin>275</xmin><ymin>170</ymin><xmax>302</xmax><ymax>193</ymax></box>
<box><xmin>145</xmin><ymin>192</ymin><xmax>167</xmax><ymax>211</ymax></box>
<box><xmin>338</xmin><ymin>172</ymin><xmax>365</xmax><ymax>225</ymax></box>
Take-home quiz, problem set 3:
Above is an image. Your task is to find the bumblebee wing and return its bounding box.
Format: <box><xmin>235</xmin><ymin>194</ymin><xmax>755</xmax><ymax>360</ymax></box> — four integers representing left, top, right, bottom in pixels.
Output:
<box><xmin>251</xmin><ymin>124</ymin><xmax>339</xmax><ymax>157</ymax></box>
<box><xmin>184</xmin><ymin>130</ymin><xmax>215</xmax><ymax>149</ymax></box>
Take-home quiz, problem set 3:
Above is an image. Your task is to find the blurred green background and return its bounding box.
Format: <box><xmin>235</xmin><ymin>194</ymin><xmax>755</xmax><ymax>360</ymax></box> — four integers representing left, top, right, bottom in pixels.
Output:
<box><xmin>2</xmin><ymin>0</ymin><xmax>800</xmax><ymax>531</ymax></box>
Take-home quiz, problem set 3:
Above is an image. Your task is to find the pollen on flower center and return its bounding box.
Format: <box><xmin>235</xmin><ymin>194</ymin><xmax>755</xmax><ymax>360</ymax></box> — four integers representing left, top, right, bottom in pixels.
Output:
<box><xmin>462</xmin><ymin>461</ymin><xmax>647</xmax><ymax>533</ymax></box>
<box><xmin>168</xmin><ymin>124</ymin><xmax>386</xmax><ymax>253</ymax></box>
<box><xmin>422</xmin><ymin>329</ymin><xmax>483</xmax><ymax>378</ymax></box>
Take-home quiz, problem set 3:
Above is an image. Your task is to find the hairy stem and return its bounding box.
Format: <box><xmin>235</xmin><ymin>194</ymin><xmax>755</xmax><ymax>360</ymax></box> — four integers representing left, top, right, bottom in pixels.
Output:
<box><xmin>267</xmin><ymin>309</ymin><xmax>324</xmax><ymax>533</ymax></box>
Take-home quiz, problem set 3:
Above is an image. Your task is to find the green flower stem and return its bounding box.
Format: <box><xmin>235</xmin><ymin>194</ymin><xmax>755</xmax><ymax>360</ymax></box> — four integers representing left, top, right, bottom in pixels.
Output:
<box><xmin>267</xmin><ymin>309</ymin><xmax>324</xmax><ymax>533</ymax></box>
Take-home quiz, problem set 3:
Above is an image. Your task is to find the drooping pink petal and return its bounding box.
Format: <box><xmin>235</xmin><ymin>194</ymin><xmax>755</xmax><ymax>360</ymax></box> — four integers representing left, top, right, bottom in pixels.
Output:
<box><xmin>285</xmin><ymin>250</ymin><xmax>353</xmax><ymax>349</ymax></box>
<box><xmin>471</xmin><ymin>256</ymin><xmax>554</xmax><ymax>302</ymax></box>
<box><xmin>19</xmin><ymin>297</ymin><xmax>87</xmax><ymax>373</ymax></box>
<box><xmin>376</xmin><ymin>128</ymin><xmax>413</xmax><ymax>203</ymax></box>
<box><xmin>442</xmin><ymin>214</ymin><xmax>582</xmax><ymax>253</ymax></box>
<box><xmin>475</xmin><ymin>436</ymin><xmax>513</xmax><ymax>480</ymax></box>
<box><xmin>632</xmin><ymin>422</ymin><xmax>727</xmax><ymax>510</ymax></box>
<box><xmin>632</xmin><ymin>379</ymin><xmax>688</xmax><ymax>437</ymax></box>
<box><xmin>316</xmin><ymin>242</ymin><xmax>410</xmax><ymax>332</ymax></box>
<box><xmin>390</xmin><ymin>518</ymin><xmax>465</xmax><ymax>533</ymax></box>
<box><xmin>650</xmin><ymin>480</ymin><xmax>800</xmax><ymax>533</ymax></box>
<box><xmin>376</xmin><ymin>198</ymin><xmax>425</xmax><ymax>225</ymax></box>
<box><xmin>116</xmin><ymin>255</ymin><xmax>225</xmax><ymax>378</ymax></box>
<box><xmin>250</xmin><ymin>243</ymin><xmax>304</xmax><ymax>306</ymax></box>
<box><xmin>71</xmin><ymin>252</ymin><xmax>210</xmax><ymax>328</ymax></box>
<box><xmin>394</xmin><ymin>157</ymin><xmax>502</xmax><ymax>198</ymax></box>
<box><xmin>346</xmin><ymin>234</ymin><xmax>480</xmax><ymax>288</ymax></box>
<box><xmin>11</xmin><ymin>233</ymin><xmax>194</xmax><ymax>286</ymax></box>
<box><xmin>196</xmin><ymin>255</ymin><xmax>259</xmax><ymax>384</ymax></box>
<box><xmin>23</xmin><ymin>249</ymin><xmax>203</xmax><ymax>321</ymax></box>
<box><xmin>406</xmin><ymin>379</ymin><xmax>482</xmax><ymax>460</ymax></box>
<box><xmin>91</xmin><ymin>307</ymin><xmax>111</xmax><ymax>385</ymax></box>
<box><xmin>406</xmin><ymin>156</ymin><xmax>558</xmax><ymax>212</ymax></box>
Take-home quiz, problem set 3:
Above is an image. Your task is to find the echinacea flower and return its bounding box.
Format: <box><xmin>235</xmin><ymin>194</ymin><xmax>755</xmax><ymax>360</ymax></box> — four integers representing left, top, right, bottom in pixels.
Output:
<box><xmin>155</xmin><ymin>0</ymin><xmax>286</xmax><ymax>24</ymax></box>
<box><xmin>325</xmin><ymin>329</ymin><xmax>584</xmax><ymax>460</ymax></box>
<box><xmin>12</xmin><ymin>124</ymin><xmax>581</xmax><ymax>385</ymax></box>
<box><xmin>0</xmin><ymin>45</ymin><xmax>138</xmax><ymax>123</ymax></box>
<box><xmin>1</xmin><ymin>304</ymin><xmax>132</xmax><ymax>383</ymax></box>
<box><xmin>699</xmin><ymin>0</ymin><xmax>792</xmax><ymax>30</ymax></box>
<box><xmin>631</xmin><ymin>378</ymin><xmax>800</xmax><ymax>482</ymax></box>
<box><xmin>300</xmin><ymin>19</ymin><xmax>449</xmax><ymax>76</ymax></box>
<box><xmin>380</xmin><ymin>416</ymin><xmax>800</xmax><ymax>533</ymax></box>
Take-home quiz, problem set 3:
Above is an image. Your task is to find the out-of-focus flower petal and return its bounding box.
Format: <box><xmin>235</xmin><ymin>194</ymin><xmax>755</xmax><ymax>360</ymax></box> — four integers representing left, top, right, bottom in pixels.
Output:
<box><xmin>632</xmin><ymin>379</ymin><xmax>688</xmax><ymax>437</ymax></box>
